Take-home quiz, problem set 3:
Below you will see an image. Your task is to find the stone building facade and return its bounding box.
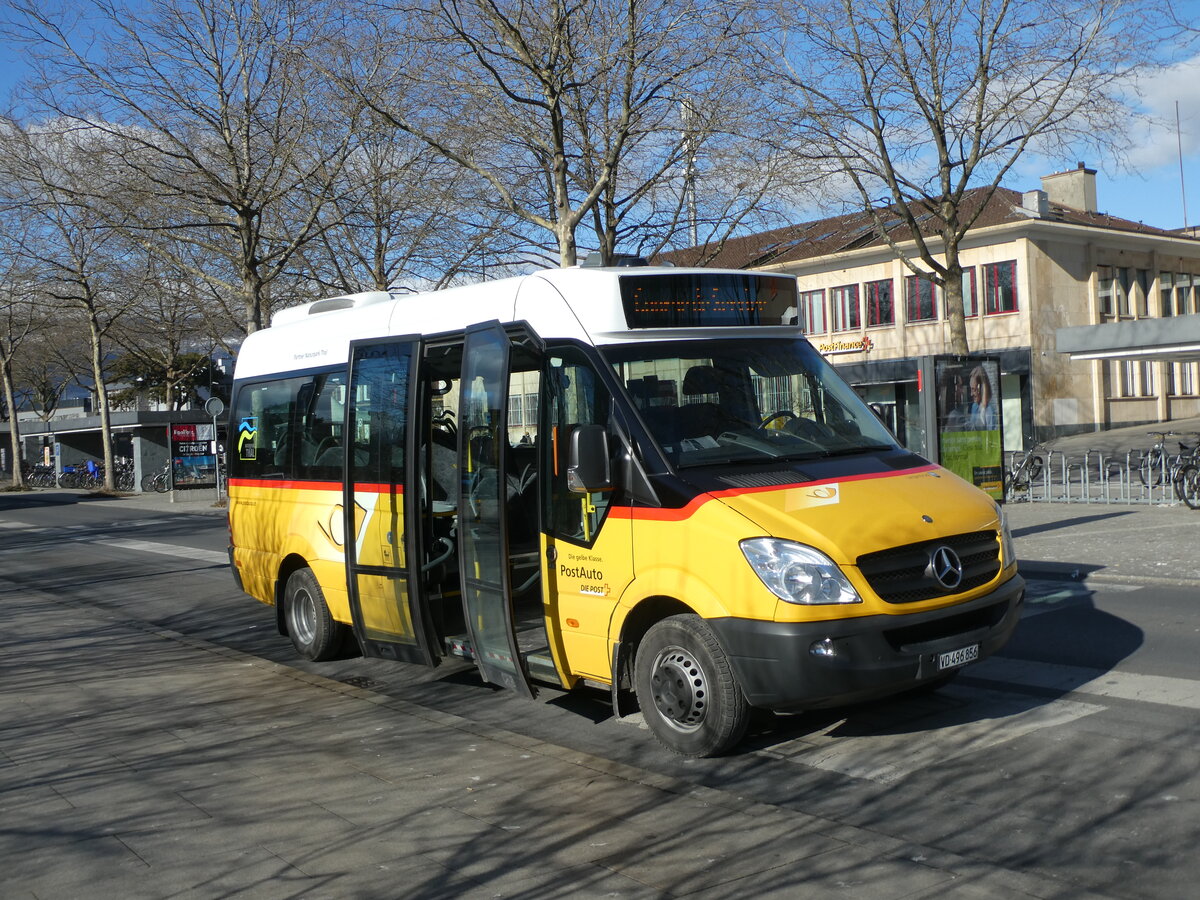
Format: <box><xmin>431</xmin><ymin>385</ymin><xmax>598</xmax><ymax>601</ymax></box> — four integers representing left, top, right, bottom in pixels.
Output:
<box><xmin>669</xmin><ymin>166</ymin><xmax>1200</xmax><ymax>454</ymax></box>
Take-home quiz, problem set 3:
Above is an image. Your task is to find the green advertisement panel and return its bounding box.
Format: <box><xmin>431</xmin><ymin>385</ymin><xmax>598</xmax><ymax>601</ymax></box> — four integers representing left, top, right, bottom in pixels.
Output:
<box><xmin>935</xmin><ymin>356</ymin><xmax>1003</xmax><ymax>501</ymax></box>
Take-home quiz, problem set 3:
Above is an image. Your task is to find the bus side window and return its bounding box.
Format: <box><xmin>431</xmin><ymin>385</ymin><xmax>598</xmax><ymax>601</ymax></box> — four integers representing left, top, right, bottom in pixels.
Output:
<box><xmin>545</xmin><ymin>348</ymin><xmax>616</xmax><ymax>543</ymax></box>
<box><xmin>296</xmin><ymin>373</ymin><xmax>349</xmax><ymax>479</ymax></box>
<box><xmin>232</xmin><ymin>377</ymin><xmax>305</xmax><ymax>480</ymax></box>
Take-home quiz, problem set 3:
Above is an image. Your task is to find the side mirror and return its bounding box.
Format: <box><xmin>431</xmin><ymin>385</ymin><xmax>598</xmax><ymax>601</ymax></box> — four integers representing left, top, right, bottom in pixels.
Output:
<box><xmin>566</xmin><ymin>424</ymin><xmax>612</xmax><ymax>493</ymax></box>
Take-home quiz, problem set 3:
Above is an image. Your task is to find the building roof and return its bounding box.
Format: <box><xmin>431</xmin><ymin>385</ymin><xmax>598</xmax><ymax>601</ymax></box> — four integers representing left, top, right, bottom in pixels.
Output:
<box><xmin>660</xmin><ymin>186</ymin><xmax>1194</xmax><ymax>271</ymax></box>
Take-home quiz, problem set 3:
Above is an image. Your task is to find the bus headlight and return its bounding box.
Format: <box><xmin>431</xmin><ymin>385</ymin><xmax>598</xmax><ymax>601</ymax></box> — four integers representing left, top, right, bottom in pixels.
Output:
<box><xmin>740</xmin><ymin>538</ymin><xmax>861</xmax><ymax>605</ymax></box>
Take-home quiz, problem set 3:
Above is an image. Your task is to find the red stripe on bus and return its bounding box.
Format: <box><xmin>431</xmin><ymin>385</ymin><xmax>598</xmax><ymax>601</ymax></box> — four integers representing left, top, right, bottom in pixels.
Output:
<box><xmin>609</xmin><ymin>464</ymin><xmax>937</xmax><ymax>522</ymax></box>
<box><xmin>227</xmin><ymin>478</ymin><xmax>403</xmax><ymax>494</ymax></box>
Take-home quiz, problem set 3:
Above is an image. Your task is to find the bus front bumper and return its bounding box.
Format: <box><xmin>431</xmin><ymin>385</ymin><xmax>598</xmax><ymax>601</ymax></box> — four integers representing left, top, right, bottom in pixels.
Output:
<box><xmin>708</xmin><ymin>573</ymin><xmax>1024</xmax><ymax>711</ymax></box>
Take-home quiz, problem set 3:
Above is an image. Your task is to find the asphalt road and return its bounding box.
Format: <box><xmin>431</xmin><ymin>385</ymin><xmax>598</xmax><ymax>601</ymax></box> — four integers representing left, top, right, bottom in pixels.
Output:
<box><xmin>3</xmin><ymin>490</ymin><xmax>1199</xmax><ymax>898</ymax></box>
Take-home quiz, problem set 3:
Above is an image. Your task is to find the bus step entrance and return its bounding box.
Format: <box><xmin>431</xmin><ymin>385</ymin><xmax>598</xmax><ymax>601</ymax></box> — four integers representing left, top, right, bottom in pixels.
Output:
<box><xmin>525</xmin><ymin>653</ymin><xmax>557</xmax><ymax>683</ymax></box>
<box><xmin>445</xmin><ymin>635</ymin><xmax>474</xmax><ymax>660</ymax></box>
<box><xmin>443</xmin><ymin>635</ymin><xmax>557</xmax><ymax>684</ymax></box>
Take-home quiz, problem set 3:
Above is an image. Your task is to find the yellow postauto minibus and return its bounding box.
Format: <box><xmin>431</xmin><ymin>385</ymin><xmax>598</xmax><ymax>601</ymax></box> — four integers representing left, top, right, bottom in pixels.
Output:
<box><xmin>227</xmin><ymin>264</ymin><xmax>1024</xmax><ymax>756</ymax></box>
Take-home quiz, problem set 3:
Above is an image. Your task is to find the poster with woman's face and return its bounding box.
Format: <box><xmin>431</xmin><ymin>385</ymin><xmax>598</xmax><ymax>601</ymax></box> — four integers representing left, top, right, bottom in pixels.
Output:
<box><xmin>935</xmin><ymin>357</ymin><xmax>1002</xmax><ymax>500</ymax></box>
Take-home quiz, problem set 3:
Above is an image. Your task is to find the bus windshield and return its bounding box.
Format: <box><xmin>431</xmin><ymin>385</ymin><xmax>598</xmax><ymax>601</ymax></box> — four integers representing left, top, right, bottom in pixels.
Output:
<box><xmin>604</xmin><ymin>337</ymin><xmax>898</xmax><ymax>468</ymax></box>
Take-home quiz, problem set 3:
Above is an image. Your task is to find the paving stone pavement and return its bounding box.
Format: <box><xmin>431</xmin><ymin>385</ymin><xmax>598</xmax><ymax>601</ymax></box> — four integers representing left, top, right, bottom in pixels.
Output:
<box><xmin>3</xmin><ymin>486</ymin><xmax>1193</xmax><ymax>897</ymax></box>
<box><xmin>3</xmin><ymin>573</ymin><xmax>1091</xmax><ymax>900</ymax></box>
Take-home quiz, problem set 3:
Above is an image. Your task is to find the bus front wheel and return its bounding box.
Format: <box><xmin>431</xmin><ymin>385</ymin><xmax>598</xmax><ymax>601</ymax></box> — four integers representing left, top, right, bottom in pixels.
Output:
<box><xmin>634</xmin><ymin>614</ymin><xmax>750</xmax><ymax>757</ymax></box>
<box><xmin>284</xmin><ymin>569</ymin><xmax>346</xmax><ymax>661</ymax></box>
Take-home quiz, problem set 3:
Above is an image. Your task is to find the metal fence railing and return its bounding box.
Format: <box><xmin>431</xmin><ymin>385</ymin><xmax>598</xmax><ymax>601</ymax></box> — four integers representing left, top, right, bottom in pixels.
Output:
<box><xmin>1003</xmin><ymin>447</ymin><xmax>1197</xmax><ymax>506</ymax></box>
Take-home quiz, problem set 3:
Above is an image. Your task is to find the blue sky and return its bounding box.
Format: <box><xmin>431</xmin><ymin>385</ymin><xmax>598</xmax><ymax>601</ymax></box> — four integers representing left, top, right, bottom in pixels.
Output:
<box><xmin>1</xmin><ymin>24</ymin><xmax>1197</xmax><ymax>233</ymax></box>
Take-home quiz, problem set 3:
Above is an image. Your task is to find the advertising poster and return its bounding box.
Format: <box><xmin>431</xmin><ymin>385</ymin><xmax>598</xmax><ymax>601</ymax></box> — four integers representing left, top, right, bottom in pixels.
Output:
<box><xmin>935</xmin><ymin>356</ymin><xmax>1003</xmax><ymax>501</ymax></box>
<box><xmin>169</xmin><ymin>423</ymin><xmax>218</xmax><ymax>487</ymax></box>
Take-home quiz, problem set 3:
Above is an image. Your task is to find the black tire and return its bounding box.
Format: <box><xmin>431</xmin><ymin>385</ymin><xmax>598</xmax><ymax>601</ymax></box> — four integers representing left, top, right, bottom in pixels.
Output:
<box><xmin>634</xmin><ymin>614</ymin><xmax>750</xmax><ymax>758</ymax></box>
<box><xmin>1025</xmin><ymin>455</ymin><xmax>1044</xmax><ymax>484</ymax></box>
<box><xmin>1177</xmin><ymin>464</ymin><xmax>1200</xmax><ymax>510</ymax></box>
<box><xmin>1138</xmin><ymin>449</ymin><xmax>1164</xmax><ymax>487</ymax></box>
<box><xmin>283</xmin><ymin>568</ymin><xmax>347</xmax><ymax>661</ymax></box>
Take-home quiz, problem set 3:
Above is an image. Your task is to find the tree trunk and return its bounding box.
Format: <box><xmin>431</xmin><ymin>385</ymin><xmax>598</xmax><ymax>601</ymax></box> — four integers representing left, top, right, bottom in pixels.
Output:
<box><xmin>556</xmin><ymin>221</ymin><xmax>578</xmax><ymax>268</ymax></box>
<box><xmin>242</xmin><ymin>269</ymin><xmax>263</xmax><ymax>335</ymax></box>
<box><xmin>88</xmin><ymin>318</ymin><xmax>116</xmax><ymax>491</ymax></box>
<box><xmin>940</xmin><ymin>234</ymin><xmax>970</xmax><ymax>355</ymax></box>
<box><xmin>1</xmin><ymin>357</ymin><xmax>24</xmax><ymax>488</ymax></box>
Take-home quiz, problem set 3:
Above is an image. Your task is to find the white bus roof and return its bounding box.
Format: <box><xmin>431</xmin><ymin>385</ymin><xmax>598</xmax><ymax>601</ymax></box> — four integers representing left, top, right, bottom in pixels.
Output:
<box><xmin>234</xmin><ymin>266</ymin><xmax>799</xmax><ymax>381</ymax></box>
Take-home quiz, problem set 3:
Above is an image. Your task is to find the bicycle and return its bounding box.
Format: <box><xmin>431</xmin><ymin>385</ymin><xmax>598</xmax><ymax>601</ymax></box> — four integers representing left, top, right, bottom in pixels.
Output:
<box><xmin>1136</xmin><ymin>431</ymin><xmax>1189</xmax><ymax>487</ymax></box>
<box><xmin>1004</xmin><ymin>439</ymin><xmax>1048</xmax><ymax>494</ymax></box>
<box><xmin>1138</xmin><ymin>431</ymin><xmax>1200</xmax><ymax>493</ymax></box>
<box><xmin>141</xmin><ymin>463</ymin><xmax>172</xmax><ymax>493</ymax></box>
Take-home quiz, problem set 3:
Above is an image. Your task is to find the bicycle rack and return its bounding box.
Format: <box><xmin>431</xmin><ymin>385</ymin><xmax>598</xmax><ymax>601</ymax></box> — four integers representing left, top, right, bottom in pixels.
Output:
<box><xmin>1001</xmin><ymin>445</ymin><xmax>1192</xmax><ymax>507</ymax></box>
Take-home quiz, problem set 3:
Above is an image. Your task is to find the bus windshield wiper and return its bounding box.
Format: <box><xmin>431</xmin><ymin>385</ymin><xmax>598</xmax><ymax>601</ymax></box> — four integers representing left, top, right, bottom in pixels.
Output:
<box><xmin>817</xmin><ymin>443</ymin><xmax>894</xmax><ymax>457</ymax></box>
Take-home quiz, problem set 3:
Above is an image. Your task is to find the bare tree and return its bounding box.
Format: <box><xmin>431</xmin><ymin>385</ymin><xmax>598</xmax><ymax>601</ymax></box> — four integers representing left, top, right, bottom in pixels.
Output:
<box><xmin>0</xmin><ymin>123</ymin><xmax>139</xmax><ymax>490</ymax></box>
<box><xmin>337</xmin><ymin>0</ymin><xmax>749</xmax><ymax>268</ymax></box>
<box><xmin>585</xmin><ymin>91</ymin><xmax>819</xmax><ymax>264</ymax></box>
<box><xmin>107</xmin><ymin>257</ymin><xmax>221</xmax><ymax>410</ymax></box>
<box><xmin>0</xmin><ymin>230</ymin><xmax>40</xmax><ymax>488</ymax></box>
<box><xmin>296</xmin><ymin>120</ymin><xmax>520</xmax><ymax>293</ymax></box>
<box><xmin>762</xmin><ymin>0</ymin><xmax>1170</xmax><ymax>353</ymax></box>
<box><xmin>14</xmin><ymin>323</ymin><xmax>84</xmax><ymax>425</ymax></box>
<box><xmin>7</xmin><ymin>0</ymin><xmax>358</xmax><ymax>334</ymax></box>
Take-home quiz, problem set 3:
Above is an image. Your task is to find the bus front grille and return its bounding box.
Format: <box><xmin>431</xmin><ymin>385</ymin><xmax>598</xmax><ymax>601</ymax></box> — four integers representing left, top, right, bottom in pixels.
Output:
<box><xmin>857</xmin><ymin>530</ymin><xmax>1001</xmax><ymax>604</ymax></box>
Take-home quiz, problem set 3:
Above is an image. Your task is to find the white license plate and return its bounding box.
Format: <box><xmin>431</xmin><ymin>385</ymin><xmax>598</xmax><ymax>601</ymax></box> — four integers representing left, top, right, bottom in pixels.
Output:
<box><xmin>938</xmin><ymin>643</ymin><xmax>980</xmax><ymax>671</ymax></box>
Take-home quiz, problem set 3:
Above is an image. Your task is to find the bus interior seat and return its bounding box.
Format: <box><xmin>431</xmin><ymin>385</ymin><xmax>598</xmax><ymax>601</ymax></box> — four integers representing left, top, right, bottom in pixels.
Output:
<box><xmin>426</xmin><ymin>428</ymin><xmax>457</xmax><ymax>503</ymax></box>
<box><xmin>313</xmin><ymin>444</ymin><xmax>370</xmax><ymax>469</ymax></box>
<box><xmin>506</xmin><ymin>442</ymin><xmax>539</xmax><ymax>548</ymax></box>
<box><xmin>677</xmin><ymin>365</ymin><xmax>740</xmax><ymax>438</ymax></box>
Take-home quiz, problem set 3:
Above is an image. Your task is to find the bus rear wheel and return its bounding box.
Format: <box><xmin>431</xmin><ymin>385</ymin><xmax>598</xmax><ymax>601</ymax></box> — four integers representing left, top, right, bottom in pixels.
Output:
<box><xmin>634</xmin><ymin>614</ymin><xmax>750</xmax><ymax>758</ymax></box>
<box><xmin>284</xmin><ymin>569</ymin><xmax>346</xmax><ymax>661</ymax></box>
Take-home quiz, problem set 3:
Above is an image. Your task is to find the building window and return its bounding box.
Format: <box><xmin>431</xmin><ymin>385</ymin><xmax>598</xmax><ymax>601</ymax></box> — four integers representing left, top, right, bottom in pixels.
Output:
<box><xmin>905</xmin><ymin>275</ymin><xmax>938</xmax><ymax>322</ymax></box>
<box><xmin>1097</xmin><ymin>265</ymin><xmax>1114</xmax><ymax>316</ymax></box>
<box><xmin>830</xmin><ymin>284</ymin><xmax>860</xmax><ymax>331</ymax></box>
<box><xmin>1096</xmin><ymin>265</ymin><xmax>1131</xmax><ymax>317</ymax></box>
<box><xmin>864</xmin><ymin>279</ymin><xmax>893</xmax><ymax>327</ymax></box>
<box><xmin>1135</xmin><ymin>269</ymin><xmax>1151</xmax><ymax>317</ymax></box>
<box><xmin>799</xmin><ymin>289</ymin><xmax>827</xmax><ymax>334</ymax></box>
<box><xmin>962</xmin><ymin>267</ymin><xmax>978</xmax><ymax>318</ymax></box>
<box><xmin>1161</xmin><ymin>271</ymin><xmax>1177</xmax><ymax>316</ymax></box>
<box><xmin>1139</xmin><ymin>361</ymin><xmax>1155</xmax><ymax>397</ymax></box>
<box><xmin>1177</xmin><ymin>273</ymin><xmax>1196</xmax><ymax>315</ymax></box>
<box><xmin>982</xmin><ymin>261</ymin><xmax>1018</xmax><ymax>314</ymax></box>
<box><xmin>1176</xmin><ymin>363</ymin><xmax>1197</xmax><ymax>396</ymax></box>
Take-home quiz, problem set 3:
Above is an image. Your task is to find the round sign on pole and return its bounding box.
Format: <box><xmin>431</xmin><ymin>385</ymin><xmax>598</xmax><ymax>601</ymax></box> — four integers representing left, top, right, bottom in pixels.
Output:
<box><xmin>204</xmin><ymin>396</ymin><xmax>225</xmax><ymax>418</ymax></box>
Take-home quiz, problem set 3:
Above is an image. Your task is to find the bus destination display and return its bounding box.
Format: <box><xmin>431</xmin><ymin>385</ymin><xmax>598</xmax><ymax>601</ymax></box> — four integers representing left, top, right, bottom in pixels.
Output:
<box><xmin>619</xmin><ymin>273</ymin><xmax>799</xmax><ymax>328</ymax></box>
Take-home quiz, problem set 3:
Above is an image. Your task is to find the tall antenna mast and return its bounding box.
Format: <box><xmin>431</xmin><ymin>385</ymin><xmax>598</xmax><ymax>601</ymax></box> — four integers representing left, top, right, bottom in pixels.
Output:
<box><xmin>1178</xmin><ymin>100</ymin><xmax>1189</xmax><ymax>232</ymax></box>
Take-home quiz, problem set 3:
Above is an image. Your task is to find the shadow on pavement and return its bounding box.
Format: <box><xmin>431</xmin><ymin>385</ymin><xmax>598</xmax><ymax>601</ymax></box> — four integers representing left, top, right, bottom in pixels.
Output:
<box><xmin>0</xmin><ymin>490</ymin><xmax>85</xmax><ymax>511</ymax></box>
<box><xmin>1011</xmin><ymin>509</ymin><xmax>1136</xmax><ymax>538</ymax></box>
<box><xmin>739</xmin><ymin>582</ymin><xmax>1142</xmax><ymax>750</ymax></box>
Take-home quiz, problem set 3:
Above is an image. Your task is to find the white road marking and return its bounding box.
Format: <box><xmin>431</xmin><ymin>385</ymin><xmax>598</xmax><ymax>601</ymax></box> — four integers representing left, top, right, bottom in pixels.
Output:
<box><xmin>970</xmin><ymin>655</ymin><xmax>1200</xmax><ymax>710</ymax></box>
<box><xmin>758</xmin><ymin>686</ymin><xmax>1102</xmax><ymax>784</ymax></box>
<box><xmin>0</xmin><ymin>520</ymin><xmax>229</xmax><ymax>566</ymax></box>
<box><xmin>96</xmin><ymin>538</ymin><xmax>228</xmax><ymax>565</ymax></box>
<box><xmin>1020</xmin><ymin>578</ymin><xmax>1142</xmax><ymax>618</ymax></box>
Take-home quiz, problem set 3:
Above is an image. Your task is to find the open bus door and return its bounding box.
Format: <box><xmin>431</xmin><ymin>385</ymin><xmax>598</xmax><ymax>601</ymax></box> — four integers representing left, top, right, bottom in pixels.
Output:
<box><xmin>456</xmin><ymin>321</ymin><xmax>541</xmax><ymax>696</ymax></box>
<box><xmin>343</xmin><ymin>337</ymin><xmax>438</xmax><ymax>666</ymax></box>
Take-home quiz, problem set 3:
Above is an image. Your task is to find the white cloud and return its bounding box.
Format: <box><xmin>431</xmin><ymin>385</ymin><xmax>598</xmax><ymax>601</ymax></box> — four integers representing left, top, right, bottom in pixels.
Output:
<box><xmin>1122</xmin><ymin>54</ymin><xmax>1200</xmax><ymax>169</ymax></box>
